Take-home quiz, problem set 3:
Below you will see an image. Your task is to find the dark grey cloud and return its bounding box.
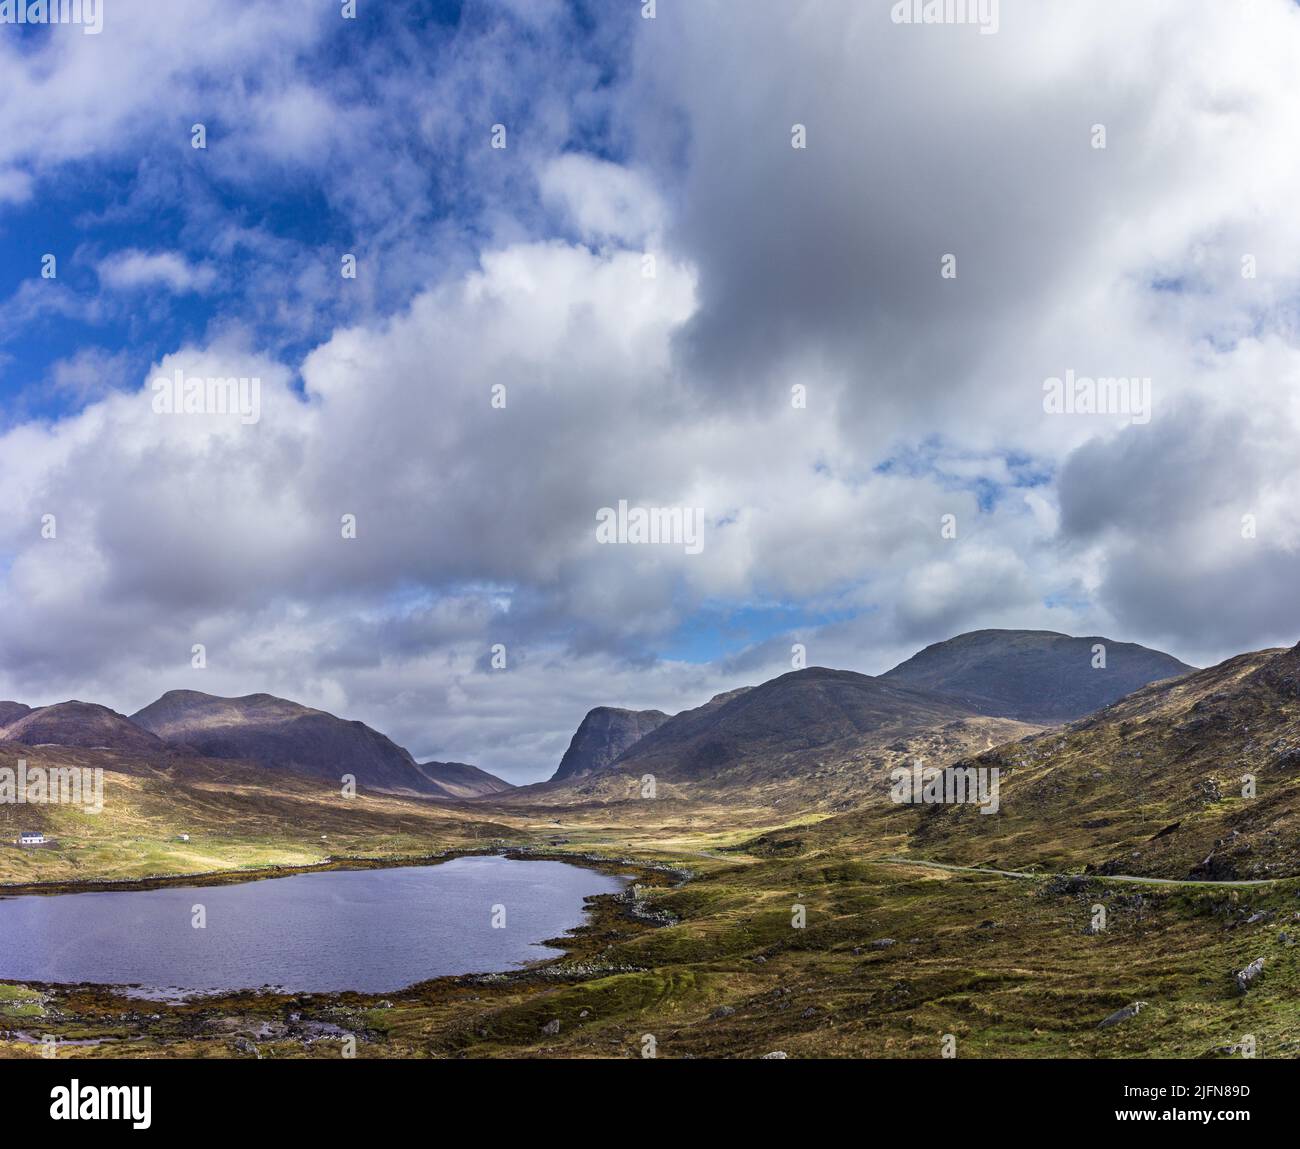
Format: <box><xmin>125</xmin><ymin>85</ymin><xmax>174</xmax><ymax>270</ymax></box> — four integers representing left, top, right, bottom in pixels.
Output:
<box><xmin>5</xmin><ymin>1</ymin><xmax>1300</xmax><ymax>779</ymax></box>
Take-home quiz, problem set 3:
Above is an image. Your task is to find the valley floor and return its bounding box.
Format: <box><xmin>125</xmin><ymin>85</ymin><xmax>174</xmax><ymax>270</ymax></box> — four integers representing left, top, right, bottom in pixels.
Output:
<box><xmin>3</xmin><ymin>797</ymin><xmax>1298</xmax><ymax>1059</ymax></box>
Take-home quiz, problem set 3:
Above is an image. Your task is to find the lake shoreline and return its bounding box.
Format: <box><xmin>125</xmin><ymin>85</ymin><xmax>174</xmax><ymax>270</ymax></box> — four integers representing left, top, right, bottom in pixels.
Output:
<box><xmin>0</xmin><ymin>849</ymin><xmax>690</xmax><ymax>1008</ymax></box>
<box><xmin>0</xmin><ymin>850</ymin><xmax>690</xmax><ymax>1058</ymax></box>
<box><xmin>0</xmin><ymin>857</ymin><xmax>690</xmax><ymax>1060</ymax></box>
<box><xmin>0</xmin><ymin>844</ymin><xmax>689</xmax><ymax>899</ymax></box>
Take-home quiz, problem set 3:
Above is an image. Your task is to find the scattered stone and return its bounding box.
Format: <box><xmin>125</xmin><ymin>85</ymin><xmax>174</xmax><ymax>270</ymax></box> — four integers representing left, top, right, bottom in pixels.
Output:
<box><xmin>1234</xmin><ymin>957</ymin><xmax>1265</xmax><ymax>994</ymax></box>
<box><xmin>1215</xmin><ymin>1038</ymin><xmax>1256</xmax><ymax>1057</ymax></box>
<box><xmin>710</xmin><ymin>1005</ymin><xmax>736</xmax><ymax>1020</ymax></box>
<box><xmin>616</xmin><ymin>884</ymin><xmax>679</xmax><ymax>927</ymax></box>
<box><xmin>870</xmin><ymin>938</ymin><xmax>897</xmax><ymax>949</ymax></box>
<box><xmin>1098</xmin><ymin>1002</ymin><xmax>1148</xmax><ymax>1029</ymax></box>
<box><xmin>884</xmin><ymin>981</ymin><xmax>911</xmax><ymax>1006</ymax></box>
<box><xmin>1272</xmin><ymin>747</ymin><xmax>1300</xmax><ymax>771</ymax></box>
<box><xmin>1044</xmin><ymin>874</ymin><xmax>1090</xmax><ymax>896</ymax></box>
<box><xmin>760</xmin><ymin>1051</ymin><xmax>788</xmax><ymax>1059</ymax></box>
<box><xmin>579</xmin><ymin>1009</ymin><xmax>590</xmax><ymax>1019</ymax></box>
<box><xmin>800</xmin><ymin>1007</ymin><xmax>817</xmax><ymax>1019</ymax></box>
<box><xmin>541</xmin><ymin>1018</ymin><xmax>561</xmax><ymax>1035</ymax></box>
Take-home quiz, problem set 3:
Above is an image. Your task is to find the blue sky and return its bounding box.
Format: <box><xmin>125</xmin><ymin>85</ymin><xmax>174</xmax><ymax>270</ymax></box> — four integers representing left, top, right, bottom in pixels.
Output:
<box><xmin>0</xmin><ymin>0</ymin><xmax>631</xmax><ymax>417</ymax></box>
<box><xmin>3</xmin><ymin>0</ymin><xmax>1300</xmax><ymax>781</ymax></box>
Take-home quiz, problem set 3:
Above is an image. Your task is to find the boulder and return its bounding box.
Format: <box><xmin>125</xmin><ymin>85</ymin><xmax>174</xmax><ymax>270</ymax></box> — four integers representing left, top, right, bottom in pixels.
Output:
<box><xmin>1098</xmin><ymin>1001</ymin><xmax>1147</xmax><ymax>1028</ymax></box>
<box><xmin>1234</xmin><ymin>957</ymin><xmax>1265</xmax><ymax>994</ymax></box>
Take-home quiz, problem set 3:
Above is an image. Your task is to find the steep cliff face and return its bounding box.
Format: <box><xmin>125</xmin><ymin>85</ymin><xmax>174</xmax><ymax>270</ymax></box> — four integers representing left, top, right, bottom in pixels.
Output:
<box><xmin>550</xmin><ymin>706</ymin><xmax>671</xmax><ymax>781</ymax></box>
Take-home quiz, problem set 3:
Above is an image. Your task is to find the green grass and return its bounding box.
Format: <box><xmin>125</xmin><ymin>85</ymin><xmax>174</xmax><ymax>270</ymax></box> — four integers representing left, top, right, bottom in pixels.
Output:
<box><xmin>4</xmin><ymin>693</ymin><xmax>1300</xmax><ymax>1059</ymax></box>
<box><xmin>0</xmin><ymin>983</ymin><xmax>47</xmax><ymax>1019</ymax></box>
<box><xmin>12</xmin><ymin>842</ymin><xmax>1294</xmax><ymax>1060</ymax></box>
<box><xmin>0</xmin><ymin>745</ymin><xmax>534</xmax><ymax>888</ymax></box>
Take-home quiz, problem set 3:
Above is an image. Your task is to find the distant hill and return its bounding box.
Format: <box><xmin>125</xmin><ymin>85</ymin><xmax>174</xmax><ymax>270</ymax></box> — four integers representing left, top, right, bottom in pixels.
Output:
<box><xmin>881</xmin><ymin>629</ymin><xmax>1193</xmax><ymax>723</ymax></box>
<box><xmin>0</xmin><ymin>701</ymin><xmax>165</xmax><ymax>755</ymax></box>
<box><xmin>131</xmin><ymin>690</ymin><xmax>508</xmax><ymax>799</ymax></box>
<box><xmin>0</xmin><ymin>701</ymin><xmax>32</xmax><ymax>726</ymax></box>
<box><xmin>881</xmin><ymin>640</ymin><xmax>1300</xmax><ymax>879</ymax></box>
<box><xmin>417</xmin><ymin>760</ymin><xmax>515</xmax><ymax>799</ymax></box>
<box><xmin>0</xmin><ymin>740</ymin><xmax>518</xmax><ymax>886</ymax></box>
<box><xmin>550</xmin><ymin>706</ymin><xmax>670</xmax><ymax>781</ymax></box>
<box><xmin>606</xmin><ymin>667</ymin><xmax>1002</xmax><ymax>790</ymax></box>
<box><xmin>520</xmin><ymin>630</ymin><xmax>1193</xmax><ymax>806</ymax></box>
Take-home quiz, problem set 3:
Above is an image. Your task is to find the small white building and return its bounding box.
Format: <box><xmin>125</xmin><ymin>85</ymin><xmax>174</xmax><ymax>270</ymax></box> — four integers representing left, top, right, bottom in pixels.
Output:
<box><xmin>177</xmin><ymin>833</ymin><xmax>190</xmax><ymax>842</ymax></box>
<box><xmin>18</xmin><ymin>831</ymin><xmax>45</xmax><ymax>847</ymax></box>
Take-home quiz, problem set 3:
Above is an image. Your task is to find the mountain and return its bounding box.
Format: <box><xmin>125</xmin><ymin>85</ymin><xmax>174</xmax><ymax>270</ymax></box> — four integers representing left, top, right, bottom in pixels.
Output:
<box><xmin>550</xmin><ymin>706</ymin><xmax>671</xmax><ymax>781</ymax></box>
<box><xmin>131</xmin><ymin>690</ymin><xmax>456</xmax><ymax>798</ymax></box>
<box><xmin>596</xmin><ymin>667</ymin><xmax>1035</xmax><ymax>799</ymax></box>
<box><xmin>0</xmin><ymin>701</ymin><xmax>165</xmax><ymax>755</ymax></box>
<box><xmin>0</xmin><ymin>740</ymin><xmax>518</xmax><ymax>886</ymax></box>
<box><xmin>0</xmin><ymin>701</ymin><xmax>32</xmax><ymax>725</ymax></box>
<box><xmin>880</xmin><ymin>640</ymin><xmax>1300</xmax><ymax>879</ymax></box>
<box><xmin>881</xmin><ymin>629</ymin><xmax>1194</xmax><ymax>723</ymax></box>
<box><xmin>417</xmin><ymin>760</ymin><xmax>515</xmax><ymax>799</ymax></box>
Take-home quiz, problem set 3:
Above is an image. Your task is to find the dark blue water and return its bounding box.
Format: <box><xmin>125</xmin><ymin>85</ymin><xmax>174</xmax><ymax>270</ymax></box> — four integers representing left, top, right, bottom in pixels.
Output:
<box><xmin>0</xmin><ymin>856</ymin><xmax>626</xmax><ymax>998</ymax></box>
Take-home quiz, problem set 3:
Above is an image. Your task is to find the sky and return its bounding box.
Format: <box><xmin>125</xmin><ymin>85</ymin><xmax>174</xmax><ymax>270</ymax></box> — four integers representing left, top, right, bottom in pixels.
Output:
<box><xmin>3</xmin><ymin>0</ymin><xmax>1300</xmax><ymax>783</ymax></box>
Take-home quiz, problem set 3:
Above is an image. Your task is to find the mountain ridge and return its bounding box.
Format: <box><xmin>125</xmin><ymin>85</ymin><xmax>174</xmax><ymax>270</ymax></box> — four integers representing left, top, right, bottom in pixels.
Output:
<box><xmin>872</xmin><ymin>640</ymin><xmax>1300</xmax><ymax>879</ymax></box>
<box><xmin>0</xmin><ymin>700</ymin><xmax>167</xmax><ymax>756</ymax></box>
<box><xmin>881</xmin><ymin>628</ymin><xmax>1194</xmax><ymax>723</ymax></box>
<box><xmin>608</xmin><ymin>666</ymin><xmax>980</xmax><ymax>783</ymax></box>
<box><xmin>131</xmin><ymin>689</ymin><xmax>510</xmax><ymax>799</ymax></box>
<box><xmin>416</xmin><ymin>760</ymin><xmax>516</xmax><ymax>799</ymax></box>
<box><xmin>528</xmin><ymin>630</ymin><xmax>1192</xmax><ymax>797</ymax></box>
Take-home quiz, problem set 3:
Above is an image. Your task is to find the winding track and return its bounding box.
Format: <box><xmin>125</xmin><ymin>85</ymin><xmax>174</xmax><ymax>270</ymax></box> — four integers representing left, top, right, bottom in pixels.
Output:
<box><xmin>880</xmin><ymin>856</ymin><xmax>1283</xmax><ymax>888</ymax></box>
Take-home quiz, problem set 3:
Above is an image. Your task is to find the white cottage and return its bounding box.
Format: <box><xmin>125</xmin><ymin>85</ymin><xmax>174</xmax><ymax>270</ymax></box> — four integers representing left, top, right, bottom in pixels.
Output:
<box><xmin>18</xmin><ymin>831</ymin><xmax>45</xmax><ymax>846</ymax></box>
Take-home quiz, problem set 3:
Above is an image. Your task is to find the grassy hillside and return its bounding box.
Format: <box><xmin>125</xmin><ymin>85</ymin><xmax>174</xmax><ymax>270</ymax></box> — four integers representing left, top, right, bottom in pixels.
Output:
<box><xmin>511</xmin><ymin>712</ymin><xmax>1039</xmax><ymax>817</ymax></box>
<box><xmin>4</xmin><ymin>848</ymin><xmax>1295</xmax><ymax>1060</ymax></box>
<box><xmin>0</xmin><ymin>742</ymin><xmax>524</xmax><ymax>886</ymax></box>
<box><xmin>871</xmin><ymin>646</ymin><xmax>1300</xmax><ymax>879</ymax></box>
<box><xmin>3</xmin><ymin>645</ymin><xmax>1298</xmax><ymax>1060</ymax></box>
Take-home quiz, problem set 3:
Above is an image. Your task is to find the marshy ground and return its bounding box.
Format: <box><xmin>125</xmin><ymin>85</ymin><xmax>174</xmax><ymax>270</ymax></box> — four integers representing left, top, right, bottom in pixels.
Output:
<box><xmin>3</xmin><ymin>806</ymin><xmax>1297</xmax><ymax>1059</ymax></box>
